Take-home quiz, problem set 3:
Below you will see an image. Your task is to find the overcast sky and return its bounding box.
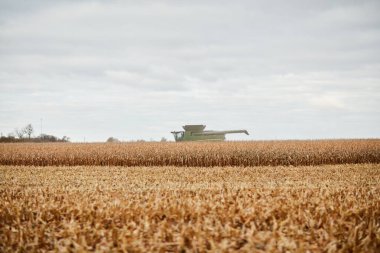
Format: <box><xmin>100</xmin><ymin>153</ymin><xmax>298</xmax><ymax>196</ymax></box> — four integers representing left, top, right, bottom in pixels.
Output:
<box><xmin>0</xmin><ymin>0</ymin><xmax>379</xmax><ymax>142</ymax></box>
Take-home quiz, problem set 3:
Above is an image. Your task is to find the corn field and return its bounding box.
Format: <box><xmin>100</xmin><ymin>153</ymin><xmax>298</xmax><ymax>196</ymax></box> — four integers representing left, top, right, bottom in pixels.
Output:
<box><xmin>1</xmin><ymin>164</ymin><xmax>379</xmax><ymax>252</ymax></box>
<box><xmin>1</xmin><ymin>139</ymin><xmax>379</xmax><ymax>167</ymax></box>
<box><xmin>1</xmin><ymin>140</ymin><xmax>380</xmax><ymax>252</ymax></box>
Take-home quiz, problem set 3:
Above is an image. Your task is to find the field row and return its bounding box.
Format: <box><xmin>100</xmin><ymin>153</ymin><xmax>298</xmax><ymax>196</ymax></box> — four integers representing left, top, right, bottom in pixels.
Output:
<box><xmin>1</xmin><ymin>164</ymin><xmax>379</xmax><ymax>252</ymax></box>
<box><xmin>1</xmin><ymin>139</ymin><xmax>379</xmax><ymax>166</ymax></box>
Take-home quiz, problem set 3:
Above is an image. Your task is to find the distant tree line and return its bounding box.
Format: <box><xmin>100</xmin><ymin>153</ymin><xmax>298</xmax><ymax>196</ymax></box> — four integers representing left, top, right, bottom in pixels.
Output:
<box><xmin>105</xmin><ymin>137</ymin><xmax>168</xmax><ymax>143</ymax></box>
<box><xmin>0</xmin><ymin>124</ymin><xmax>70</xmax><ymax>143</ymax></box>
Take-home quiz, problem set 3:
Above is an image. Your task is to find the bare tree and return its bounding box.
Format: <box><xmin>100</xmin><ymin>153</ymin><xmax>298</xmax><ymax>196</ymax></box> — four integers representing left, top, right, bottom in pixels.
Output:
<box><xmin>24</xmin><ymin>124</ymin><xmax>34</xmax><ymax>139</ymax></box>
<box><xmin>106</xmin><ymin>137</ymin><xmax>120</xmax><ymax>143</ymax></box>
<box><xmin>62</xmin><ymin>136</ymin><xmax>70</xmax><ymax>142</ymax></box>
<box><xmin>15</xmin><ymin>128</ymin><xmax>24</xmax><ymax>139</ymax></box>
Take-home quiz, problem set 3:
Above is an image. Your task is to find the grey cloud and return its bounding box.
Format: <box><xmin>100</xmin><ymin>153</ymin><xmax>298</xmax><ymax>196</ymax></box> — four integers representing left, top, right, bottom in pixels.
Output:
<box><xmin>0</xmin><ymin>0</ymin><xmax>379</xmax><ymax>141</ymax></box>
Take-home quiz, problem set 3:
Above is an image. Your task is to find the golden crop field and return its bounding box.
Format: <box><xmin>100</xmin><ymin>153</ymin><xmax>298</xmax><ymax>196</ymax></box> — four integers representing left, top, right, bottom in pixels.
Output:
<box><xmin>1</xmin><ymin>139</ymin><xmax>379</xmax><ymax>167</ymax></box>
<box><xmin>0</xmin><ymin>164</ymin><xmax>379</xmax><ymax>252</ymax></box>
<box><xmin>1</xmin><ymin>140</ymin><xmax>380</xmax><ymax>252</ymax></box>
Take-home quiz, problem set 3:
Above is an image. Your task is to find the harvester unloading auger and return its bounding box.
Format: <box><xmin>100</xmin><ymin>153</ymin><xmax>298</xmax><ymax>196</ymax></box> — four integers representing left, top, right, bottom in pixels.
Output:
<box><xmin>171</xmin><ymin>125</ymin><xmax>249</xmax><ymax>142</ymax></box>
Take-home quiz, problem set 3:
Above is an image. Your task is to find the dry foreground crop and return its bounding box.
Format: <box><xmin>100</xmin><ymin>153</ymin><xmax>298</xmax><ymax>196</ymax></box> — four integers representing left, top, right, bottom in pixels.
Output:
<box><xmin>1</xmin><ymin>164</ymin><xmax>380</xmax><ymax>252</ymax></box>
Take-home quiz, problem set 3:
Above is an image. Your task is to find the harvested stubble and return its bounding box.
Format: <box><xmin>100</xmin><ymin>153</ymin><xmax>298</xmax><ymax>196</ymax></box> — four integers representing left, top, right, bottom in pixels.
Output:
<box><xmin>0</xmin><ymin>139</ymin><xmax>379</xmax><ymax>167</ymax></box>
<box><xmin>1</xmin><ymin>164</ymin><xmax>379</xmax><ymax>252</ymax></box>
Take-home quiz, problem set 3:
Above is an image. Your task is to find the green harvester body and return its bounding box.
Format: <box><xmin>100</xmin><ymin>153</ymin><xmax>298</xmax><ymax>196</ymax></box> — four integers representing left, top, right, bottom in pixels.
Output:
<box><xmin>171</xmin><ymin>125</ymin><xmax>249</xmax><ymax>142</ymax></box>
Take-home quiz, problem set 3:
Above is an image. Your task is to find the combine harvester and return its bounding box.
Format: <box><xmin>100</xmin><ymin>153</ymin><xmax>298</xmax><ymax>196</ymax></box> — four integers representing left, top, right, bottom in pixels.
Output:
<box><xmin>171</xmin><ymin>125</ymin><xmax>249</xmax><ymax>142</ymax></box>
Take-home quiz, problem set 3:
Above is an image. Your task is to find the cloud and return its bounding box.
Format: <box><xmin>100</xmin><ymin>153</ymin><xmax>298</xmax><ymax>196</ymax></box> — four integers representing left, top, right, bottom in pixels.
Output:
<box><xmin>0</xmin><ymin>0</ymin><xmax>379</xmax><ymax>141</ymax></box>
<box><xmin>104</xmin><ymin>68</ymin><xmax>187</xmax><ymax>91</ymax></box>
<box><xmin>310</xmin><ymin>94</ymin><xmax>346</xmax><ymax>109</ymax></box>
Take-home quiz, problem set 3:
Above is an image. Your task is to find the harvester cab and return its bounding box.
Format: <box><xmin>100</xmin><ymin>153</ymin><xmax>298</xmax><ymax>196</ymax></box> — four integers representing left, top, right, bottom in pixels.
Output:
<box><xmin>171</xmin><ymin>125</ymin><xmax>249</xmax><ymax>142</ymax></box>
